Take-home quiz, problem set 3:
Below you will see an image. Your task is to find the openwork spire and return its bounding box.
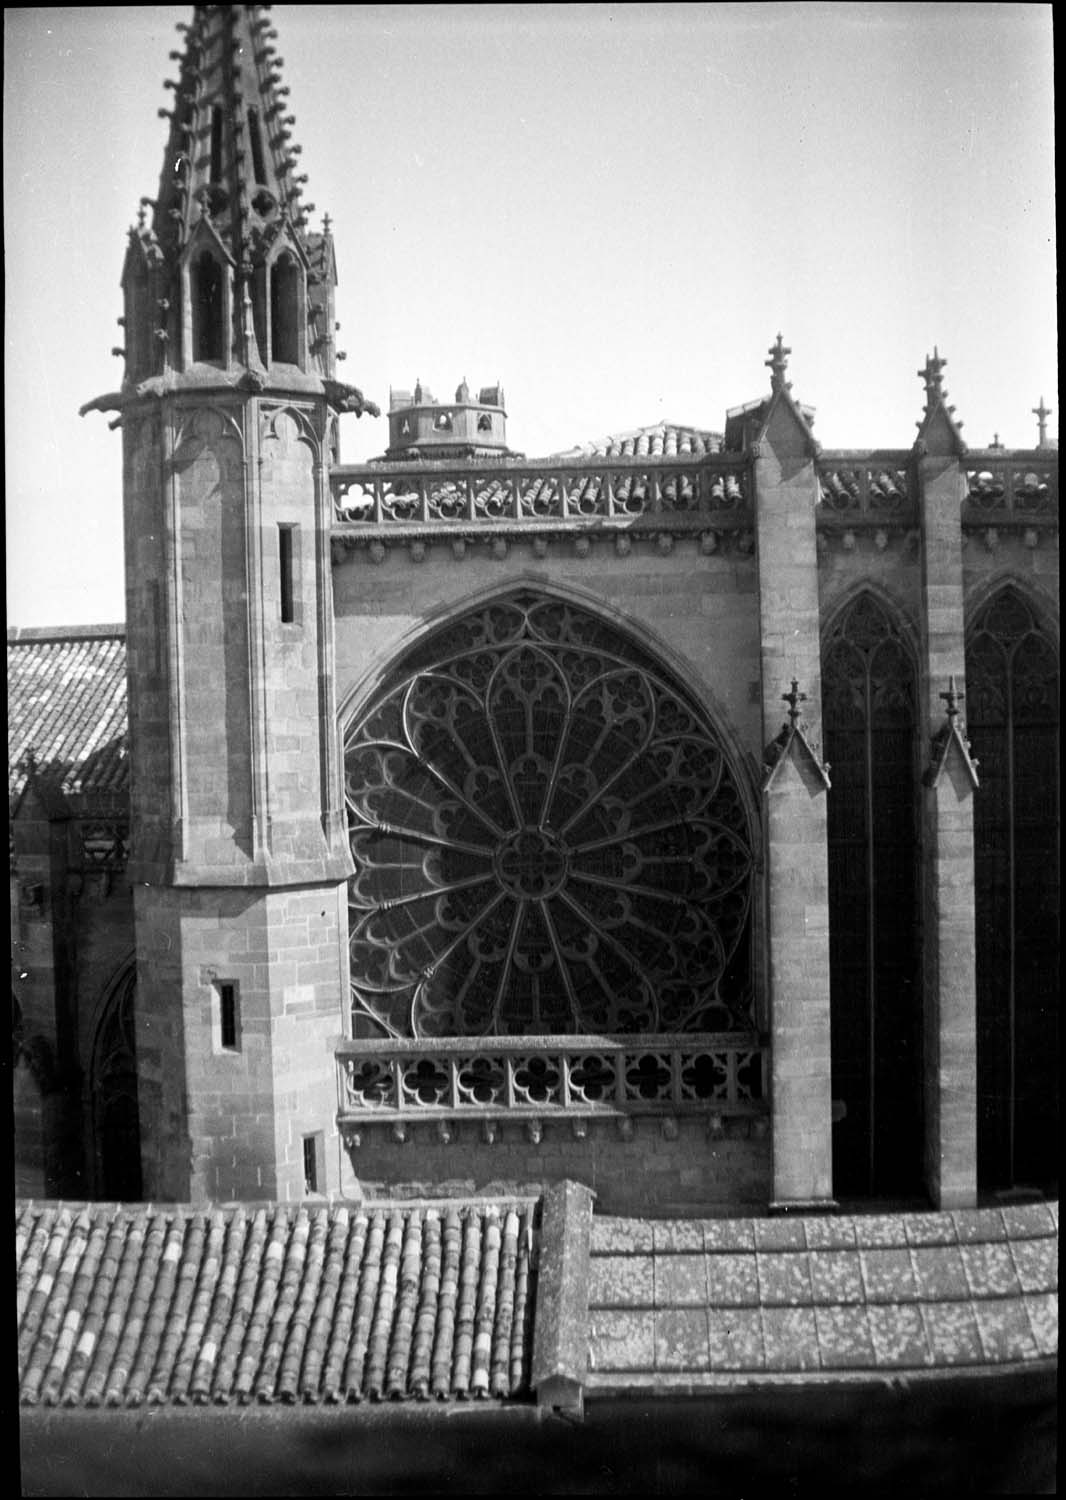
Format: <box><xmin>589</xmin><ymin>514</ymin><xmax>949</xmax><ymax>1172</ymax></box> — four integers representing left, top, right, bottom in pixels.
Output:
<box><xmin>142</xmin><ymin>4</ymin><xmax>318</xmax><ymax>270</ymax></box>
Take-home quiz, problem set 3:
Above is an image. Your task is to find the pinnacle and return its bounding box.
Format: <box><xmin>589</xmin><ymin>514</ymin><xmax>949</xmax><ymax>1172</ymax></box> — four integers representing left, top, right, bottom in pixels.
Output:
<box><xmin>143</xmin><ymin>5</ymin><xmax>320</xmax><ymax>270</ymax></box>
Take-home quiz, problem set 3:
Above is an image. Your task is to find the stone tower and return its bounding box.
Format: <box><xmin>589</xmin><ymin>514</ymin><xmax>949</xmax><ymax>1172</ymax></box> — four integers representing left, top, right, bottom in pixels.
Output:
<box><xmin>83</xmin><ymin>3</ymin><xmax>376</xmax><ymax>1201</ymax></box>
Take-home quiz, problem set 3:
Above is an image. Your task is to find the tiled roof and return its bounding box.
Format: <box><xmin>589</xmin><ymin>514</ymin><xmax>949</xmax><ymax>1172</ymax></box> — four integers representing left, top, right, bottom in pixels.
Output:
<box><xmin>553</xmin><ymin>421</ymin><xmax>722</xmax><ymax>460</ymax></box>
<box><xmin>16</xmin><ymin>1199</ymin><xmax>538</xmax><ymax>1408</ymax></box>
<box><xmin>7</xmin><ymin>626</ymin><xmax>128</xmax><ymax>810</ymax></box>
<box><xmin>587</xmin><ymin>1202</ymin><xmax>1058</xmax><ymax>1388</ymax></box>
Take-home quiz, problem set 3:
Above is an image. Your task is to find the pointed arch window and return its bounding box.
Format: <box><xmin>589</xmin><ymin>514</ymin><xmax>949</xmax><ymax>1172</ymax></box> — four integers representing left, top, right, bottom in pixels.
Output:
<box><xmin>822</xmin><ymin>593</ymin><xmax>921</xmax><ymax>1197</ymax></box>
<box><xmin>967</xmin><ymin>588</ymin><xmax>1059</xmax><ymax>1189</ymax></box>
<box><xmin>270</xmin><ymin>251</ymin><xmax>301</xmax><ymax>366</ymax></box>
<box><xmin>91</xmin><ymin>964</ymin><xmax>142</xmax><ymax>1201</ymax></box>
<box><xmin>192</xmin><ymin>250</ymin><xmax>225</xmax><ymax>363</ymax></box>
<box><xmin>344</xmin><ymin>592</ymin><xmax>755</xmax><ymax>1040</ymax></box>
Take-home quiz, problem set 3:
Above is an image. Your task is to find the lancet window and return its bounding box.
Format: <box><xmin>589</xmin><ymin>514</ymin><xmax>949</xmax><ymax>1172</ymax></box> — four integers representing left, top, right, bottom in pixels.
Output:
<box><xmin>344</xmin><ymin>593</ymin><xmax>754</xmax><ymax>1041</ymax></box>
<box><xmin>967</xmin><ymin>588</ymin><xmax>1059</xmax><ymax>1188</ymax></box>
<box><xmin>822</xmin><ymin>592</ymin><xmax>921</xmax><ymax>1196</ymax></box>
<box><xmin>91</xmin><ymin>964</ymin><xmax>142</xmax><ymax>1202</ymax></box>
<box><xmin>192</xmin><ymin>251</ymin><xmax>224</xmax><ymax>363</ymax></box>
<box><xmin>270</xmin><ymin>252</ymin><xmax>300</xmax><ymax>366</ymax></box>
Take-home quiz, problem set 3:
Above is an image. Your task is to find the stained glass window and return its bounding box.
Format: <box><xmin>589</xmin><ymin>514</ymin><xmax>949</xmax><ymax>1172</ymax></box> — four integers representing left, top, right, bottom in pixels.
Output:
<box><xmin>344</xmin><ymin>593</ymin><xmax>754</xmax><ymax>1039</ymax></box>
<box><xmin>823</xmin><ymin>593</ymin><xmax>921</xmax><ymax>1196</ymax></box>
<box><xmin>967</xmin><ymin>588</ymin><xmax>1059</xmax><ymax>1188</ymax></box>
<box><xmin>92</xmin><ymin>965</ymin><xmax>142</xmax><ymax>1201</ymax></box>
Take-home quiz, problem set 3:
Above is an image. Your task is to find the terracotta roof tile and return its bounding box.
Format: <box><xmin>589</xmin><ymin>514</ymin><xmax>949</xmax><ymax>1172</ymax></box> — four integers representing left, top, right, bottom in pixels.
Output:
<box><xmin>554</xmin><ymin>421</ymin><xmax>722</xmax><ymax>461</ymax></box>
<box><xmin>17</xmin><ymin>1200</ymin><xmax>537</xmax><ymax>1408</ymax></box>
<box><xmin>8</xmin><ymin>626</ymin><xmax>128</xmax><ymax>810</ymax></box>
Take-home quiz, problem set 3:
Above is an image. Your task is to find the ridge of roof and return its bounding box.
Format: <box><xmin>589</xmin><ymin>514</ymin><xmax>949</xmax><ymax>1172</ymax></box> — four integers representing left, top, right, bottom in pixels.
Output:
<box><xmin>8</xmin><ymin>624</ymin><xmax>126</xmax><ymax>643</ymax></box>
<box><xmin>551</xmin><ymin>419</ymin><xmax>723</xmax><ymax>460</ymax></box>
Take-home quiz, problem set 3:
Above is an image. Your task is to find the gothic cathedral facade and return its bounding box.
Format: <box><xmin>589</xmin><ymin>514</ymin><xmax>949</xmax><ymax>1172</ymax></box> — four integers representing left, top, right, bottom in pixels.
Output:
<box><xmin>13</xmin><ymin>4</ymin><xmax>1058</xmax><ymax>1218</ymax></box>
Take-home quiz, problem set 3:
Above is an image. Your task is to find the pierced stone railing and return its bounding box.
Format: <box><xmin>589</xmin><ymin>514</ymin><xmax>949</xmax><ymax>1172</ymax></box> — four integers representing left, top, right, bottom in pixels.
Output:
<box><xmin>330</xmin><ymin>456</ymin><xmax>751</xmax><ymax>533</ymax></box>
<box><xmin>963</xmin><ymin>455</ymin><xmax>1058</xmax><ymax>520</ymax></box>
<box><xmin>816</xmin><ymin>452</ymin><xmax>915</xmax><ymax>522</ymax></box>
<box><xmin>335</xmin><ymin>1034</ymin><xmax>768</xmax><ymax>1141</ymax></box>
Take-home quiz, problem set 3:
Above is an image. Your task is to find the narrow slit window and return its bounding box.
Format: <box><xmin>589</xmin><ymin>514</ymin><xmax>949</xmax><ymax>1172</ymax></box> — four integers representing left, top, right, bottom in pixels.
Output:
<box><xmin>218</xmin><ymin>982</ymin><xmax>240</xmax><ymax>1052</ymax></box>
<box><xmin>303</xmin><ymin>1133</ymin><xmax>324</xmax><ymax>1194</ymax></box>
<box><xmin>210</xmin><ymin>107</ymin><xmax>224</xmax><ymax>184</ymax></box>
<box><xmin>279</xmin><ymin>524</ymin><xmax>296</xmax><ymax>623</ymax></box>
<box><xmin>247</xmin><ymin>106</ymin><xmax>267</xmax><ymax>186</ymax></box>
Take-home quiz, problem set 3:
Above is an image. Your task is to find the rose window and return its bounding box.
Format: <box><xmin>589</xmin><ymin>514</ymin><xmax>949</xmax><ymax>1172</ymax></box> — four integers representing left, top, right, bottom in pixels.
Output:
<box><xmin>344</xmin><ymin>594</ymin><xmax>754</xmax><ymax>1039</ymax></box>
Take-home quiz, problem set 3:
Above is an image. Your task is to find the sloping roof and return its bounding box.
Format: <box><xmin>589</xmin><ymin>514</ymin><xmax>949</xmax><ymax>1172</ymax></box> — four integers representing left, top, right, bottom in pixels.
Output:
<box><xmin>553</xmin><ymin>421</ymin><xmax>722</xmax><ymax>460</ymax></box>
<box><xmin>16</xmin><ymin>1199</ymin><xmax>538</xmax><ymax>1408</ymax></box>
<box><xmin>587</xmin><ymin>1202</ymin><xmax>1058</xmax><ymax>1388</ymax></box>
<box><xmin>7</xmin><ymin>626</ymin><xmax>128</xmax><ymax>810</ymax></box>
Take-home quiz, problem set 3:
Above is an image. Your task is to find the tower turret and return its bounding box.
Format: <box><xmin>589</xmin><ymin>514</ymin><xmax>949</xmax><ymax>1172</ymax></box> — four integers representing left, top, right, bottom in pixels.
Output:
<box><xmin>82</xmin><ymin>5</ymin><xmax>378</xmax><ymax>1204</ymax></box>
<box><xmin>384</xmin><ymin>377</ymin><xmax>516</xmax><ymax>459</ymax></box>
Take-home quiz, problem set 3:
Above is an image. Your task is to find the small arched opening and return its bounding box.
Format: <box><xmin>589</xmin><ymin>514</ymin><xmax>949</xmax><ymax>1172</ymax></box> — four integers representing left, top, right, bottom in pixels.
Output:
<box><xmin>192</xmin><ymin>251</ymin><xmax>225</xmax><ymax>363</ymax></box>
<box><xmin>270</xmin><ymin>252</ymin><xmax>301</xmax><ymax>366</ymax></box>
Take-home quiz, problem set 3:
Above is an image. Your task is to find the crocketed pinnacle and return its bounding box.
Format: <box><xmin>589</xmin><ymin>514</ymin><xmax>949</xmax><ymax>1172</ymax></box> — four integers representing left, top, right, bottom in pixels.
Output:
<box><xmin>143</xmin><ymin>4</ymin><xmax>317</xmax><ymax>272</ymax></box>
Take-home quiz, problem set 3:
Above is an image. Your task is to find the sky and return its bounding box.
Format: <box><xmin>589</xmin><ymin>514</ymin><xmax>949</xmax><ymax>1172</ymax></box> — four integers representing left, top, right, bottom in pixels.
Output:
<box><xmin>4</xmin><ymin>3</ymin><xmax>1056</xmax><ymax>628</ymax></box>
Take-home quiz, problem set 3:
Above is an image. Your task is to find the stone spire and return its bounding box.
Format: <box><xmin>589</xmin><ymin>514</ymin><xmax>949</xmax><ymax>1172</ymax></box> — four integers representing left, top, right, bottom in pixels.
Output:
<box><xmin>144</xmin><ymin>6</ymin><xmax>318</xmax><ymax>263</ymax></box>
<box><xmin>114</xmin><ymin>4</ymin><xmax>352</xmax><ymax>394</ymax></box>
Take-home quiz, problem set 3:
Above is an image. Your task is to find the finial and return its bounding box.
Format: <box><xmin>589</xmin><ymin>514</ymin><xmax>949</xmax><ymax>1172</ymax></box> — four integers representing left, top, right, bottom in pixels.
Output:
<box><xmin>414</xmin><ymin>377</ymin><xmax>423</xmax><ymax>403</ymax></box>
<box><xmin>919</xmin><ymin>346</ymin><xmax>948</xmax><ymax>406</ymax></box>
<box><xmin>989</xmin><ymin>432</ymin><xmax>1004</xmax><ymax>451</ymax></box>
<box><xmin>1033</xmin><ymin>396</ymin><xmax>1051</xmax><ymax>448</ymax></box>
<box><xmin>322</xmin><ymin>212</ymin><xmax>332</xmax><ymax>235</ymax></box>
<box><xmin>765</xmin><ymin>333</ymin><xmax>792</xmax><ymax>393</ymax></box>
<box><xmin>940</xmin><ymin>675</ymin><xmax>963</xmax><ymax>723</ymax></box>
<box><xmin>782</xmin><ymin>679</ymin><xmax>807</xmax><ymax>724</ymax></box>
<box><xmin>18</xmin><ymin>746</ymin><xmax>38</xmax><ymax>780</ymax></box>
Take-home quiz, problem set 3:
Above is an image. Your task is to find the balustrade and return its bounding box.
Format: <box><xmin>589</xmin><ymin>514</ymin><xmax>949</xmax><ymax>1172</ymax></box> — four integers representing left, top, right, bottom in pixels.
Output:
<box><xmin>336</xmin><ymin>1033</ymin><xmax>767</xmax><ymax>1134</ymax></box>
<box><xmin>817</xmin><ymin>454</ymin><xmax>914</xmax><ymax>521</ymax></box>
<box><xmin>331</xmin><ymin>457</ymin><xmax>750</xmax><ymax>531</ymax></box>
<box><xmin>964</xmin><ymin>457</ymin><xmax>1057</xmax><ymax>519</ymax></box>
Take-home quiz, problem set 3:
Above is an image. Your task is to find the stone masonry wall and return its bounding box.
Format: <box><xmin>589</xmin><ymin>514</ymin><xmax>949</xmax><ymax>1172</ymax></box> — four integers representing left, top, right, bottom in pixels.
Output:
<box><xmin>333</xmin><ymin>540</ymin><xmax>764</xmax><ymax>771</ymax></box>
<box><xmin>133</xmin><ymin>883</ymin><xmax>348</xmax><ymax>1204</ymax></box>
<box><xmin>340</xmin><ymin>1115</ymin><xmax>770</xmax><ymax>1218</ymax></box>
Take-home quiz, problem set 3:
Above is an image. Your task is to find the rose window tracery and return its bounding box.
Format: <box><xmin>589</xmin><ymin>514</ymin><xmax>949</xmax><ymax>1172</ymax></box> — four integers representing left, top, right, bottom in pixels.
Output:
<box><xmin>344</xmin><ymin>595</ymin><xmax>753</xmax><ymax>1039</ymax></box>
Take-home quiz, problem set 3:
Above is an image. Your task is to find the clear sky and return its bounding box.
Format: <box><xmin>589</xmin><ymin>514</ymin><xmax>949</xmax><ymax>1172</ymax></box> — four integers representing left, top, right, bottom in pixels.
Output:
<box><xmin>4</xmin><ymin>3</ymin><xmax>1056</xmax><ymax>628</ymax></box>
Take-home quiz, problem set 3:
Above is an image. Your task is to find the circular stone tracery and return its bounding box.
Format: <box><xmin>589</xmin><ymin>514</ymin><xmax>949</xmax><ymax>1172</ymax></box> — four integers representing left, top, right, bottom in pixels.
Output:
<box><xmin>496</xmin><ymin>827</ymin><xmax>568</xmax><ymax>899</ymax></box>
<box><xmin>344</xmin><ymin>593</ymin><xmax>754</xmax><ymax>1039</ymax></box>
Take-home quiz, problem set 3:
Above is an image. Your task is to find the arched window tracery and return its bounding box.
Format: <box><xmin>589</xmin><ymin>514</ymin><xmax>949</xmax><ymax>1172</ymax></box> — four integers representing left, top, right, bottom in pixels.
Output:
<box><xmin>822</xmin><ymin>592</ymin><xmax>921</xmax><ymax>1196</ymax></box>
<box><xmin>967</xmin><ymin>588</ymin><xmax>1059</xmax><ymax>1189</ymax></box>
<box><xmin>344</xmin><ymin>593</ymin><xmax>754</xmax><ymax>1040</ymax></box>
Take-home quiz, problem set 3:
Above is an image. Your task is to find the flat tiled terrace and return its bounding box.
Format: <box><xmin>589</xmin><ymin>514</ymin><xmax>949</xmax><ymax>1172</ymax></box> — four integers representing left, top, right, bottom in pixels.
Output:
<box><xmin>588</xmin><ymin>1201</ymin><xmax>1058</xmax><ymax>1390</ymax></box>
